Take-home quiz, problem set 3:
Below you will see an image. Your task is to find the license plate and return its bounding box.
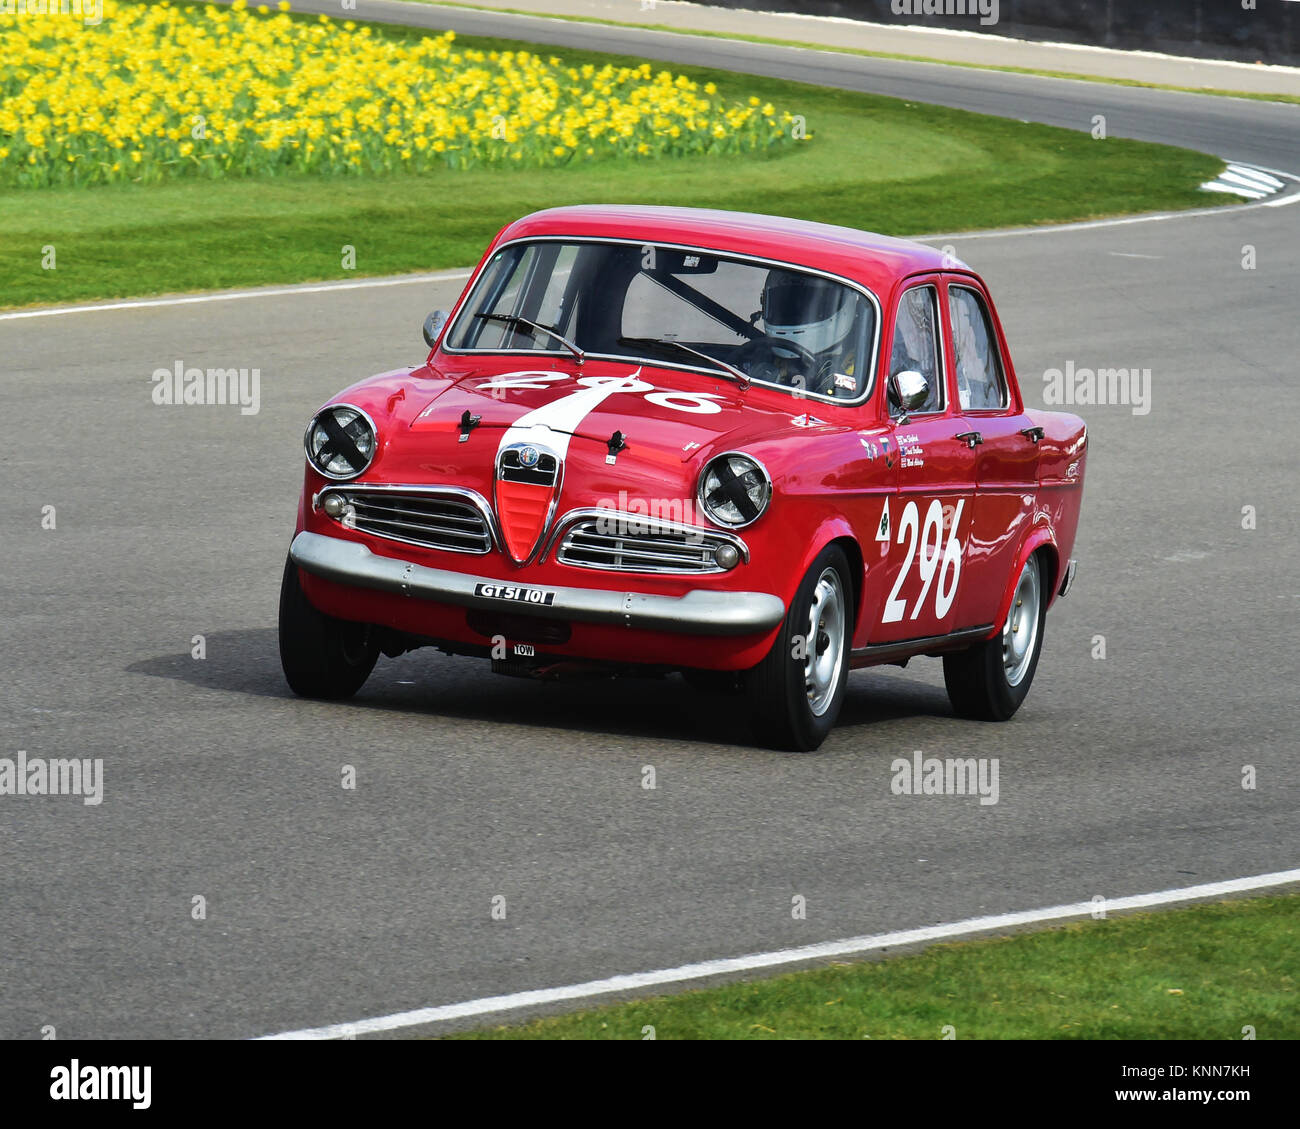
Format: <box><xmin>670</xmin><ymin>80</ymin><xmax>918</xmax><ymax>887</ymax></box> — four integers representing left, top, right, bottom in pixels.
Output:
<box><xmin>474</xmin><ymin>582</ymin><xmax>557</xmax><ymax>607</ymax></box>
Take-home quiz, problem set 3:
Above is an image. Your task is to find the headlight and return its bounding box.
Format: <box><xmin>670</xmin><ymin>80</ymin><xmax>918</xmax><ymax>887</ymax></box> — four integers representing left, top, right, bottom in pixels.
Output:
<box><xmin>698</xmin><ymin>452</ymin><xmax>771</xmax><ymax>529</ymax></box>
<box><xmin>304</xmin><ymin>404</ymin><xmax>376</xmax><ymax>481</ymax></box>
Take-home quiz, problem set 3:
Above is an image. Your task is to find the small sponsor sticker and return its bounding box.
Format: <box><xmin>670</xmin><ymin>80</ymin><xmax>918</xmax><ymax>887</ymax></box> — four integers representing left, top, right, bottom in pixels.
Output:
<box><xmin>834</xmin><ymin>373</ymin><xmax>856</xmax><ymax>392</ymax></box>
<box><xmin>475</xmin><ymin>583</ymin><xmax>557</xmax><ymax>606</ymax></box>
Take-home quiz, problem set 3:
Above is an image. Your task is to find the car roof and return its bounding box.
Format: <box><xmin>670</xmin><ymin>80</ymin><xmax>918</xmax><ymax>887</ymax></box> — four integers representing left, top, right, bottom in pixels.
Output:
<box><xmin>497</xmin><ymin>205</ymin><xmax>955</xmax><ymax>295</ymax></box>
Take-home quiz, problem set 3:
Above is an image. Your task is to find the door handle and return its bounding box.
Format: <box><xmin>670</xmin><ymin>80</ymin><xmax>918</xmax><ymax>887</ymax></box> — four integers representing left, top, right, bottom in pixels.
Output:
<box><xmin>1020</xmin><ymin>426</ymin><xmax>1044</xmax><ymax>444</ymax></box>
<box><xmin>956</xmin><ymin>431</ymin><xmax>983</xmax><ymax>449</ymax></box>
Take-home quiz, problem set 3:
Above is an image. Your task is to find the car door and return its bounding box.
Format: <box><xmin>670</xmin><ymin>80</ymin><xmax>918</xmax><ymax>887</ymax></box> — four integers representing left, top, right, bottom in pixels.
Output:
<box><xmin>945</xmin><ymin>279</ymin><xmax>1041</xmax><ymax>629</ymax></box>
<box><xmin>870</xmin><ymin>277</ymin><xmax>979</xmax><ymax>645</ymax></box>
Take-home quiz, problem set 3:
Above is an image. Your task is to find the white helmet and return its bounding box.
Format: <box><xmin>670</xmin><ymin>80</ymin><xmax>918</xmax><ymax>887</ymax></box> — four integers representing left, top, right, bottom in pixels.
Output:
<box><xmin>761</xmin><ymin>271</ymin><xmax>856</xmax><ymax>355</ymax></box>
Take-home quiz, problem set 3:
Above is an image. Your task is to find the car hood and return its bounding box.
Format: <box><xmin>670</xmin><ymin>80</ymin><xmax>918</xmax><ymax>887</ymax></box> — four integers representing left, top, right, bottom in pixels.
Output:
<box><xmin>402</xmin><ymin>357</ymin><xmax>825</xmax><ymax>472</ymax></box>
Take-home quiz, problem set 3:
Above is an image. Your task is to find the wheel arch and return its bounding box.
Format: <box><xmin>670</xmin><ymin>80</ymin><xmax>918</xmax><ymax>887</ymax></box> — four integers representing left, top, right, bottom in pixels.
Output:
<box><xmin>986</xmin><ymin>527</ymin><xmax>1059</xmax><ymax>640</ymax></box>
<box><xmin>791</xmin><ymin>517</ymin><xmax>865</xmax><ymax>631</ymax></box>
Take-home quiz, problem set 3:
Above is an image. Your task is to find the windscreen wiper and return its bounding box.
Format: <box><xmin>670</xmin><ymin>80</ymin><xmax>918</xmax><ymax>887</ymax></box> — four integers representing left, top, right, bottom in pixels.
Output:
<box><xmin>475</xmin><ymin>312</ymin><xmax>585</xmax><ymax>364</ymax></box>
<box><xmin>618</xmin><ymin>337</ymin><xmax>749</xmax><ymax>390</ymax></box>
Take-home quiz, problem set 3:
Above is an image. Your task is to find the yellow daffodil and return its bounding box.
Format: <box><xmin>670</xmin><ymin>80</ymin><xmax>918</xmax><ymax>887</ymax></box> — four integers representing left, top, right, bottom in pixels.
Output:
<box><xmin>0</xmin><ymin>0</ymin><xmax>795</xmax><ymax>187</ymax></box>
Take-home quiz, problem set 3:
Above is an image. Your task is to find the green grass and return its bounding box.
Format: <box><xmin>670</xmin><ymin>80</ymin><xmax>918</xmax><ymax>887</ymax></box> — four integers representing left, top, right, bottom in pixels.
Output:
<box><xmin>414</xmin><ymin>0</ymin><xmax>1300</xmax><ymax>105</ymax></box>
<box><xmin>0</xmin><ymin>20</ymin><xmax>1227</xmax><ymax>309</ymax></box>
<box><xmin>455</xmin><ymin>894</ymin><xmax>1299</xmax><ymax>1039</ymax></box>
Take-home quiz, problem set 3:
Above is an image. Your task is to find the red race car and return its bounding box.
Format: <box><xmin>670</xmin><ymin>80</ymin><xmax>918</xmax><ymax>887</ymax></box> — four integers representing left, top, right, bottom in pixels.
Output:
<box><xmin>281</xmin><ymin>205</ymin><xmax>1086</xmax><ymax>750</ymax></box>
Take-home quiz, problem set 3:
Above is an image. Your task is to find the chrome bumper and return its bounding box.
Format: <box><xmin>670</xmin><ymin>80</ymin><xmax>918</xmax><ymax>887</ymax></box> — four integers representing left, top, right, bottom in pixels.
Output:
<box><xmin>290</xmin><ymin>531</ymin><xmax>785</xmax><ymax>637</ymax></box>
<box><xmin>1059</xmin><ymin>558</ymin><xmax>1078</xmax><ymax>598</ymax></box>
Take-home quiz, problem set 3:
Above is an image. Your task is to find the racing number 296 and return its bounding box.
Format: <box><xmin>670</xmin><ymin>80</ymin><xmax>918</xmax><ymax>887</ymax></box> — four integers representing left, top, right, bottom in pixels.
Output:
<box><xmin>882</xmin><ymin>499</ymin><xmax>964</xmax><ymax>624</ymax></box>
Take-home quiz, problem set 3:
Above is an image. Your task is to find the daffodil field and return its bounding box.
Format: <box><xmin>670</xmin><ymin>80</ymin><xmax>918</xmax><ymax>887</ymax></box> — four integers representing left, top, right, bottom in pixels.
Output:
<box><xmin>0</xmin><ymin>0</ymin><xmax>798</xmax><ymax>188</ymax></box>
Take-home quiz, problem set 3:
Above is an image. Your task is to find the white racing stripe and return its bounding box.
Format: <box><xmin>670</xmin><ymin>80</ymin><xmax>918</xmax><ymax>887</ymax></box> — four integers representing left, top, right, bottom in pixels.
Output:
<box><xmin>493</xmin><ymin>370</ymin><xmax>649</xmax><ymax>460</ymax></box>
<box><xmin>258</xmin><ymin>867</ymin><xmax>1300</xmax><ymax>1039</ymax></box>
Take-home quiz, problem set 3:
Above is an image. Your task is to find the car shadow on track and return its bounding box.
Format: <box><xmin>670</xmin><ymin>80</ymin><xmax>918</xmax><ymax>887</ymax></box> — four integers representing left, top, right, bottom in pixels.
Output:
<box><xmin>127</xmin><ymin>628</ymin><xmax>956</xmax><ymax>749</ymax></box>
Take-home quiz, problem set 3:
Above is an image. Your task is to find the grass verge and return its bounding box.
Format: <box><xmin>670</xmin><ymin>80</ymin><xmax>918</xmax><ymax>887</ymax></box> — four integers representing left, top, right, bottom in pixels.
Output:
<box><xmin>0</xmin><ymin>20</ymin><xmax>1226</xmax><ymax>309</ymax></box>
<box><xmin>454</xmin><ymin>893</ymin><xmax>1299</xmax><ymax>1039</ymax></box>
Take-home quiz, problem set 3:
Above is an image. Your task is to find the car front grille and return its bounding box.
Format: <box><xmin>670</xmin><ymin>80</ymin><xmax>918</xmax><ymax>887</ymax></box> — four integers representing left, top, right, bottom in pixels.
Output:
<box><xmin>325</xmin><ymin>488</ymin><xmax>493</xmax><ymax>555</ymax></box>
<box><xmin>554</xmin><ymin>513</ymin><xmax>744</xmax><ymax>574</ymax></box>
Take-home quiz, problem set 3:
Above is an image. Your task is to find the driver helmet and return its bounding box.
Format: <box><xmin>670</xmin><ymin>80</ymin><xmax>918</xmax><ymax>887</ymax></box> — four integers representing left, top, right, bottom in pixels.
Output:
<box><xmin>761</xmin><ymin>271</ymin><xmax>856</xmax><ymax>355</ymax></box>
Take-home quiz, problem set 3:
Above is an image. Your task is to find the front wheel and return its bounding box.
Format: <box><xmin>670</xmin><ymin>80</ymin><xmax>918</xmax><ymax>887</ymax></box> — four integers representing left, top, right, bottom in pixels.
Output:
<box><xmin>279</xmin><ymin>556</ymin><xmax>379</xmax><ymax>699</ymax></box>
<box><xmin>744</xmin><ymin>545</ymin><xmax>852</xmax><ymax>751</ymax></box>
<box><xmin>943</xmin><ymin>552</ymin><xmax>1046</xmax><ymax>721</ymax></box>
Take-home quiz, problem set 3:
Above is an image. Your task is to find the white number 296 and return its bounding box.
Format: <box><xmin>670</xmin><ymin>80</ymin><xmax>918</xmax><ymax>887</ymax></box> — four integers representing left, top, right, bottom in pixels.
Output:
<box><xmin>882</xmin><ymin>499</ymin><xmax>964</xmax><ymax>624</ymax></box>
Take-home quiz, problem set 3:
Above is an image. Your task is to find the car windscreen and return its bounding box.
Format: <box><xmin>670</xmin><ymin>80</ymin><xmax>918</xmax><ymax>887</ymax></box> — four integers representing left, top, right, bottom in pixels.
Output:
<box><xmin>444</xmin><ymin>239</ymin><xmax>878</xmax><ymax>403</ymax></box>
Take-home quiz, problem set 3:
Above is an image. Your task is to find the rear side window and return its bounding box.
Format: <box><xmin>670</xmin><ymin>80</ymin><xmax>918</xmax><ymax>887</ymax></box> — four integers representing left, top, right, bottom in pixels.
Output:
<box><xmin>888</xmin><ymin>284</ymin><xmax>943</xmax><ymax>414</ymax></box>
<box><xmin>948</xmin><ymin>285</ymin><xmax>1008</xmax><ymax>410</ymax></box>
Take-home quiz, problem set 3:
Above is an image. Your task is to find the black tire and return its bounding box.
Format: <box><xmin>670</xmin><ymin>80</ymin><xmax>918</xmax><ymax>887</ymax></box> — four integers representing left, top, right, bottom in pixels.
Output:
<box><xmin>944</xmin><ymin>552</ymin><xmax>1047</xmax><ymax>721</ymax></box>
<box><xmin>681</xmin><ymin>669</ymin><xmax>744</xmax><ymax>695</ymax></box>
<box><xmin>744</xmin><ymin>544</ymin><xmax>852</xmax><ymax>751</ymax></box>
<box><xmin>278</xmin><ymin>556</ymin><xmax>379</xmax><ymax>699</ymax></box>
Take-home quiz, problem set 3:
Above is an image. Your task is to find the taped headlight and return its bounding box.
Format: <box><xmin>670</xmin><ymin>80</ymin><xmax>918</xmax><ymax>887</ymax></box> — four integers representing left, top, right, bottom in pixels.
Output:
<box><xmin>304</xmin><ymin>404</ymin><xmax>376</xmax><ymax>481</ymax></box>
<box><xmin>698</xmin><ymin>452</ymin><xmax>771</xmax><ymax>529</ymax></box>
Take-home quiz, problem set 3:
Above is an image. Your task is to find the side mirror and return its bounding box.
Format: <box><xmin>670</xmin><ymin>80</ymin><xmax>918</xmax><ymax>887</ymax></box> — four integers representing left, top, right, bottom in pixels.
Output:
<box><xmin>889</xmin><ymin>369</ymin><xmax>929</xmax><ymax>413</ymax></box>
<box><xmin>423</xmin><ymin>309</ymin><xmax>450</xmax><ymax>348</ymax></box>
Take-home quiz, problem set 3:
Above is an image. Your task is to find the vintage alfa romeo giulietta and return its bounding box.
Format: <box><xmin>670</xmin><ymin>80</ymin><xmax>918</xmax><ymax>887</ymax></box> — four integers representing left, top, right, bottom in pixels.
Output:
<box><xmin>280</xmin><ymin>205</ymin><xmax>1086</xmax><ymax>750</ymax></box>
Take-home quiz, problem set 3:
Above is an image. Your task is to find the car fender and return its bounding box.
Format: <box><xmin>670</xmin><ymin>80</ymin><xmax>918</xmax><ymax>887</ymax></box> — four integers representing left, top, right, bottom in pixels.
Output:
<box><xmin>790</xmin><ymin>515</ymin><xmax>864</xmax><ymax>626</ymax></box>
<box><xmin>985</xmin><ymin>519</ymin><xmax>1060</xmax><ymax>639</ymax></box>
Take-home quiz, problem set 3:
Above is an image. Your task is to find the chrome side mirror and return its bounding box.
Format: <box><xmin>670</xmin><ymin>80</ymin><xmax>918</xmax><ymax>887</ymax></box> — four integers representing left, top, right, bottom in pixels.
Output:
<box><xmin>890</xmin><ymin>369</ymin><xmax>929</xmax><ymax>413</ymax></box>
<box><xmin>423</xmin><ymin>309</ymin><xmax>450</xmax><ymax>348</ymax></box>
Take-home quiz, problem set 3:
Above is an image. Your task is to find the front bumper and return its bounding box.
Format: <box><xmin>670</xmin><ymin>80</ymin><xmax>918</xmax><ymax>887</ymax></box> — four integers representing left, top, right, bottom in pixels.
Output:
<box><xmin>290</xmin><ymin>531</ymin><xmax>786</xmax><ymax>637</ymax></box>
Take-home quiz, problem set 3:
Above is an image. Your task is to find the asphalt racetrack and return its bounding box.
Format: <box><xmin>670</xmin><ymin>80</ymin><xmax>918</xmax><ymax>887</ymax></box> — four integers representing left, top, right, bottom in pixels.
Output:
<box><xmin>1</xmin><ymin>4</ymin><xmax>1297</xmax><ymax>1037</ymax></box>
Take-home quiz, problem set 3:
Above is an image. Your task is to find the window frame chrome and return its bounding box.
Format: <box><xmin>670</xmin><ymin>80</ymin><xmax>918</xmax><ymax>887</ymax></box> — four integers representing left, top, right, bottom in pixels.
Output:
<box><xmin>888</xmin><ymin>281</ymin><xmax>948</xmax><ymax>419</ymax></box>
<box><xmin>947</xmin><ymin>282</ymin><xmax>1011</xmax><ymax>412</ymax></box>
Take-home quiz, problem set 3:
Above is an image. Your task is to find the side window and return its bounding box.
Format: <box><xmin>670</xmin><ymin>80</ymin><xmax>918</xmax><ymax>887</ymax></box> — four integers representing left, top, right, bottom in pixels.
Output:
<box><xmin>948</xmin><ymin>286</ymin><xmax>1008</xmax><ymax>411</ymax></box>
<box><xmin>888</xmin><ymin>285</ymin><xmax>942</xmax><ymax>414</ymax></box>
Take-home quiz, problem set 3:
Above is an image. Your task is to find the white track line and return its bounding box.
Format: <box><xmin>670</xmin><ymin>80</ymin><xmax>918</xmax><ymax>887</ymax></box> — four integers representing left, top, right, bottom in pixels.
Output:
<box><xmin>1227</xmin><ymin>164</ymin><xmax>1285</xmax><ymax>189</ymax></box>
<box><xmin>258</xmin><ymin>867</ymin><xmax>1300</xmax><ymax>1039</ymax></box>
<box><xmin>0</xmin><ymin>269</ymin><xmax>472</xmax><ymax>323</ymax></box>
<box><xmin>1199</xmin><ymin>161</ymin><xmax>1289</xmax><ymax>200</ymax></box>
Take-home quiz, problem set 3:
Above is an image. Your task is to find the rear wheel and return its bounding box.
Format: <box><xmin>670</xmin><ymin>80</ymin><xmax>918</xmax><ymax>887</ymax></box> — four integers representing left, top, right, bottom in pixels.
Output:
<box><xmin>943</xmin><ymin>552</ymin><xmax>1046</xmax><ymax>721</ymax></box>
<box><xmin>745</xmin><ymin>544</ymin><xmax>851</xmax><ymax>751</ymax></box>
<box><xmin>278</xmin><ymin>556</ymin><xmax>379</xmax><ymax>699</ymax></box>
